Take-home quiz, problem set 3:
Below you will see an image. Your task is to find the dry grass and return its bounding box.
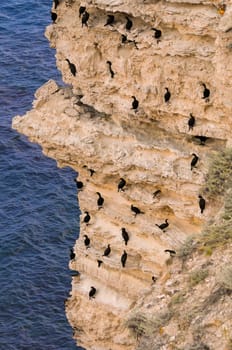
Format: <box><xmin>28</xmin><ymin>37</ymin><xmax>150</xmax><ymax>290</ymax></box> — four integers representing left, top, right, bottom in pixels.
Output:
<box><xmin>216</xmin><ymin>266</ymin><xmax>232</xmax><ymax>291</ymax></box>
<box><xmin>188</xmin><ymin>269</ymin><xmax>209</xmax><ymax>287</ymax></box>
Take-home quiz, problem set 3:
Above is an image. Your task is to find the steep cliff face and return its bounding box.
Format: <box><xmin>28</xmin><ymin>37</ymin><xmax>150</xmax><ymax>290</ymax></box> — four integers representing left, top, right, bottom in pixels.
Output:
<box><xmin>12</xmin><ymin>0</ymin><xmax>232</xmax><ymax>349</ymax></box>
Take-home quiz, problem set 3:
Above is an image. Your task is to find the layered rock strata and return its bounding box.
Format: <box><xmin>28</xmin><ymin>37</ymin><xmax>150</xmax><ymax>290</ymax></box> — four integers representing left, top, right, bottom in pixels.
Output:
<box><xmin>13</xmin><ymin>0</ymin><xmax>232</xmax><ymax>349</ymax></box>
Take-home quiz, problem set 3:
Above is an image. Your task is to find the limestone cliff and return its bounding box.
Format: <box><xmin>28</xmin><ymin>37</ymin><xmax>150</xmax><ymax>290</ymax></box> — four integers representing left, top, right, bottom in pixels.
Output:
<box><xmin>12</xmin><ymin>0</ymin><xmax>232</xmax><ymax>349</ymax></box>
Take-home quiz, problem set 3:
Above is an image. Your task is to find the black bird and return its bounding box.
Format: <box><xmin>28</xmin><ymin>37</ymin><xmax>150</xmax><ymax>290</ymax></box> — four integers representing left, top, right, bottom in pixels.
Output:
<box><xmin>121</xmin><ymin>250</ymin><xmax>127</xmax><ymax>267</ymax></box>
<box><xmin>84</xmin><ymin>234</ymin><xmax>90</xmax><ymax>248</ymax></box>
<box><xmin>118</xmin><ymin>178</ymin><xmax>126</xmax><ymax>192</ymax></box>
<box><xmin>106</xmin><ymin>61</ymin><xmax>115</xmax><ymax>78</ymax></box>
<box><xmin>89</xmin><ymin>286</ymin><xmax>96</xmax><ymax>299</ymax></box>
<box><xmin>191</xmin><ymin>153</ymin><xmax>199</xmax><ymax>170</ymax></box>
<box><xmin>96</xmin><ymin>192</ymin><xmax>104</xmax><ymax>209</ymax></box>
<box><xmin>121</xmin><ymin>227</ymin><xmax>129</xmax><ymax>245</ymax></box>
<box><xmin>103</xmin><ymin>244</ymin><xmax>111</xmax><ymax>257</ymax></box>
<box><xmin>155</xmin><ymin>219</ymin><xmax>169</xmax><ymax>231</ymax></box>
<box><xmin>104</xmin><ymin>15</ymin><xmax>115</xmax><ymax>26</ymax></box>
<box><xmin>164</xmin><ymin>87</ymin><xmax>171</xmax><ymax>103</ymax></box>
<box><xmin>131</xmin><ymin>204</ymin><xmax>144</xmax><ymax>217</ymax></box>
<box><xmin>126</xmin><ymin>17</ymin><xmax>133</xmax><ymax>31</ymax></box>
<box><xmin>82</xmin><ymin>11</ymin><xmax>89</xmax><ymax>27</ymax></box>
<box><xmin>188</xmin><ymin>113</ymin><xmax>195</xmax><ymax>131</ymax></box>
<box><xmin>65</xmin><ymin>59</ymin><xmax>77</xmax><ymax>76</ymax></box>
<box><xmin>53</xmin><ymin>0</ymin><xmax>59</xmax><ymax>9</ymax></box>
<box><xmin>97</xmin><ymin>259</ymin><xmax>103</xmax><ymax>268</ymax></box>
<box><xmin>121</xmin><ymin>34</ymin><xmax>127</xmax><ymax>43</ymax></box>
<box><xmin>83</xmin><ymin>211</ymin><xmax>91</xmax><ymax>225</ymax></box>
<box><xmin>199</xmin><ymin>195</ymin><xmax>206</xmax><ymax>214</ymax></box>
<box><xmin>152</xmin><ymin>28</ymin><xmax>162</xmax><ymax>41</ymax></box>
<box><xmin>51</xmin><ymin>12</ymin><xmax>57</xmax><ymax>23</ymax></box>
<box><xmin>83</xmin><ymin>165</ymin><xmax>96</xmax><ymax>176</ymax></box>
<box><xmin>153</xmin><ymin>189</ymin><xmax>161</xmax><ymax>198</ymax></box>
<box><xmin>152</xmin><ymin>276</ymin><xmax>157</xmax><ymax>283</ymax></box>
<box><xmin>131</xmin><ymin>96</ymin><xmax>139</xmax><ymax>110</ymax></box>
<box><xmin>194</xmin><ymin>135</ymin><xmax>209</xmax><ymax>146</ymax></box>
<box><xmin>201</xmin><ymin>83</ymin><xmax>210</xmax><ymax>101</ymax></box>
<box><xmin>79</xmin><ymin>6</ymin><xmax>86</xmax><ymax>17</ymax></box>
<box><xmin>70</xmin><ymin>248</ymin><xmax>75</xmax><ymax>260</ymax></box>
<box><xmin>74</xmin><ymin>179</ymin><xmax>84</xmax><ymax>190</ymax></box>
<box><xmin>164</xmin><ymin>249</ymin><xmax>176</xmax><ymax>257</ymax></box>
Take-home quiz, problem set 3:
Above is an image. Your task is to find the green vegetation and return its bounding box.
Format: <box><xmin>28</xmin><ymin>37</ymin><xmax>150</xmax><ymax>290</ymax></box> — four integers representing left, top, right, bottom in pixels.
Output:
<box><xmin>177</xmin><ymin>237</ymin><xmax>196</xmax><ymax>261</ymax></box>
<box><xmin>188</xmin><ymin>269</ymin><xmax>209</xmax><ymax>287</ymax></box>
<box><xmin>216</xmin><ymin>266</ymin><xmax>232</xmax><ymax>291</ymax></box>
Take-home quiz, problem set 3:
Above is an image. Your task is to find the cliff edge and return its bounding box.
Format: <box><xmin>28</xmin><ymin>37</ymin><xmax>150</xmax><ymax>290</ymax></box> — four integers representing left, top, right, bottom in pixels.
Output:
<box><xmin>12</xmin><ymin>0</ymin><xmax>232</xmax><ymax>349</ymax></box>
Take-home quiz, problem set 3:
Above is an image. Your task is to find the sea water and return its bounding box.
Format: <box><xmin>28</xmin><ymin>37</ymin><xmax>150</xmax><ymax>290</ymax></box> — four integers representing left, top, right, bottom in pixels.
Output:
<box><xmin>0</xmin><ymin>1</ymin><xmax>83</xmax><ymax>349</ymax></box>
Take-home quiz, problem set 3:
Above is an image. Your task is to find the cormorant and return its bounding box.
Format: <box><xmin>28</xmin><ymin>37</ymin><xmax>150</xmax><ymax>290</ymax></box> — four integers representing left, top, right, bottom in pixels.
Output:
<box><xmin>164</xmin><ymin>87</ymin><xmax>171</xmax><ymax>103</ymax></box>
<box><xmin>164</xmin><ymin>249</ymin><xmax>176</xmax><ymax>257</ymax></box>
<box><xmin>89</xmin><ymin>286</ymin><xmax>96</xmax><ymax>299</ymax></box>
<box><xmin>106</xmin><ymin>60</ymin><xmax>115</xmax><ymax>78</ymax></box>
<box><xmin>74</xmin><ymin>179</ymin><xmax>84</xmax><ymax>189</ymax></box>
<box><xmin>199</xmin><ymin>195</ymin><xmax>206</xmax><ymax>214</ymax></box>
<box><xmin>121</xmin><ymin>250</ymin><xmax>127</xmax><ymax>267</ymax></box>
<box><xmin>201</xmin><ymin>83</ymin><xmax>210</xmax><ymax>101</ymax></box>
<box><xmin>83</xmin><ymin>211</ymin><xmax>91</xmax><ymax>225</ymax></box>
<box><xmin>153</xmin><ymin>189</ymin><xmax>161</xmax><ymax>198</ymax></box>
<box><xmin>97</xmin><ymin>259</ymin><xmax>103</xmax><ymax>267</ymax></box>
<box><xmin>96</xmin><ymin>192</ymin><xmax>104</xmax><ymax>209</ymax></box>
<box><xmin>191</xmin><ymin>153</ymin><xmax>199</xmax><ymax>170</ymax></box>
<box><xmin>84</xmin><ymin>234</ymin><xmax>90</xmax><ymax>248</ymax></box>
<box><xmin>126</xmin><ymin>17</ymin><xmax>133</xmax><ymax>31</ymax></box>
<box><xmin>118</xmin><ymin>178</ymin><xmax>126</xmax><ymax>192</ymax></box>
<box><xmin>152</xmin><ymin>276</ymin><xmax>157</xmax><ymax>283</ymax></box>
<box><xmin>65</xmin><ymin>59</ymin><xmax>77</xmax><ymax>76</ymax></box>
<box><xmin>156</xmin><ymin>219</ymin><xmax>169</xmax><ymax>231</ymax></box>
<box><xmin>131</xmin><ymin>204</ymin><xmax>144</xmax><ymax>217</ymax></box>
<box><xmin>121</xmin><ymin>227</ymin><xmax>129</xmax><ymax>245</ymax></box>
<box><xmin>152</xmin><ymin>28</ymin><xmax>162</xmax><ymax>42</ymax></box>
<box><xmin>194</xmin><ymin>135</ymin><xmax>209</xmax><ymax>146</ymax></box>
<box><xmin>131</xmin><ymin>96</ymin><xmax>139</xmax><ymax>110</ymax></box>
<box><xmin>82</xmin><ymin>11</ymin><xmax>89</xmax><ymax>27</ymax></box>
<box><xmin>70</xmin><ymin>248</ymin><xmax>75</xmax><ymax>260</ymax></box>
<box><xmin>103</xmin><ymin>244</ymin><xmax>111</xmax><ymax>257</ymax></box>
<box><xmin>188</xmin><ymin>113</ymin><xmax>195</xmax><ymax>131</ymax></box>
<box><xmin>79</xmin><ymin>6</ymin><xmax>86</xmax><ymax>17</ymax></box>
<box><xmin>104</xmin><ymin>15</ymin><xmax>114</xmax><ymax>26</ymax></box>
<box><xmin>53</xmin><ymin>0</ymin><xmax>59</xmax><ymax>9</ymax></box>
<box><xmin>51</xmin><ymin>12</ymin><xmax>57</xmax><ymax>23</ymax></box>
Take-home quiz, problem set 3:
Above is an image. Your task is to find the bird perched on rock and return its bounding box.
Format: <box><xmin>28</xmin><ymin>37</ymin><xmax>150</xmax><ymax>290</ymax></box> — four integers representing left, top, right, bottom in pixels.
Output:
<box><xmin>106</xmin><ymin>60</ymin><xmax>115</xmax><ymax>78</ymax></box>
<box><xmin>131</xmin><ymin>204</ymin><xmax>144</xmax><ymax>217</ymax></box>
<box><xmin>156</xmin><ymin>219</ymin><xmax>169</xmax><ymax>231</ymax></box>
<box><xmin>104</xmin><ymin>15</ymin><xmax>115</xmax><ymax>26</ymax></box>
<box><xmin>84</xmin><ymin>234</ymin><xmax>90</xmax><ymax>248</ymax></box>
<box><xmin>81</xmin><ymin>10</ymin><xmax>89</xmax><ymax>27</ymax></box>
<box><xmin>198</xmin><ymin>195</ymin><xmax>206</xmax><ymax>214</ymax></box>
<box><xmin>103</xmin><ymin>244</ymin><xmax>111</xmax><ymax>257</ymax></box>
<box><xmin>53</xmin><ymin>0</ymin><xmax>59</xmax><ymax>9</ymax></box>
<box><xmin>65</xmin><ymin>59</ymin><xmax>77</xmax><ymax>76</ymax></box>
<box><xmin>121</xmin><ymin>227</ymin><xmax>129</xmax><ymax>245</ymax></box>
<box><xmin>201</xmin><ymin>83</ymin><xmax>210</xmax><ymax>102</ymax></box>
<box><xmin>96</xmin><ymin>192</ymin><xmax>104</xmax><ymax>209</ymax></box>
<box><xmin>83</xmin><ymin>211</ymin><xmax>91</xmax><ymax>225</ymax></box>
<box><xmin>164</xmin><ymin>249</ymin><xmax>176</xmax><ymax>257</ymax></box>
<box><xmin>74</xmin><ymin>179</ymin><xmax>84</xmax><ymax>190</ymax></box>
<box><xmin>126</xmin><ymin>17</ymin><xmax>133</xmax><ymax>31</ymax></box>
<box><xmin>79</xmin><ymin>5</ymin><xmax>86</xmax><ymax>17</ymax></box>
<box><xmin>152</xmin><ymin>276</ymin><xmax>157</xmax><ymax>283</ymax></box>
<box><xmin>194</xmin><ymin>135</ymin><xmax>209</xmax><ymax>146</ymax></box>
<box><xmin>164</xmin><ymin>87</ymin><xmax>171</xmax><ymax>103</ymax></box>
<box><xmin>97</xmin><ymin>259</ymin><xmax>103</xmax><ymax>268</ymax></box>
<box><xmin>89</xmin><ymin>286</ymin><xmax>96</xmax><ymax>299</ymax></box>
<box><xmin>70</xmin><ymin>248</ymin><xmax>75</xmax><ymax>260</ymax></box>
<box><xmin>188</xmin><ymin>113</ymin><xmax>195</xmax><ymax>131</ymax></box>
<box><xmin>191</xmin><ymin>153</ymin><xmax>199</xmax><ymax>171</ymax></box>
<box><xmin>118</xmin><ymin>178</ymin><xmax>126</xmax><ymax>192</ymax></box>
<box><xmin>151</xmin><ymin>28</ymin><xmax>162</xmax><ymax>42</ymax></box>
<box><xmin>121</xmin><ymin>250</ymin><xmax>127</xmax><ymax>267</ymax></box>
<box><xmin>131</xmin><ymin>96</ymin><xmax>139</xmax><ymax>110</ymax></box>
<box><xmin>51</xmin><ymin>12</ymin><xmax>57</xmax><ymax>23</ymax></box>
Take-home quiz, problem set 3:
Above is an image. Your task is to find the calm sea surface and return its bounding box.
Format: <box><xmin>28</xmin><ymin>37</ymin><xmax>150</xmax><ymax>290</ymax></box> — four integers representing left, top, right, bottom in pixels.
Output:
<box><xmin>0</xmin><ymin>1</ymin><xmax>83</xmax><ymax>349</ymax></box>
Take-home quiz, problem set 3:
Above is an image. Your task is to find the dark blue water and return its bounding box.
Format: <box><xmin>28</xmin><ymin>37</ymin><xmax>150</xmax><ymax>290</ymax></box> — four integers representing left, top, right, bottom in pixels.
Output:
<box><xmin>0</xmin><ymin>1</ymin><xmax>82</xmax><ymax>349</ymax></box>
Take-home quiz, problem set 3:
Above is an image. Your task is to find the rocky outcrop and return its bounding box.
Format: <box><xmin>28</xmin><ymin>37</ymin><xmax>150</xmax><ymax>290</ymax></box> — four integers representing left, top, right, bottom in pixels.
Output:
<box><xmin>13</xmin><ymin>0</ymin><xmax>232</xmax><ymax>349</ymax></box>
